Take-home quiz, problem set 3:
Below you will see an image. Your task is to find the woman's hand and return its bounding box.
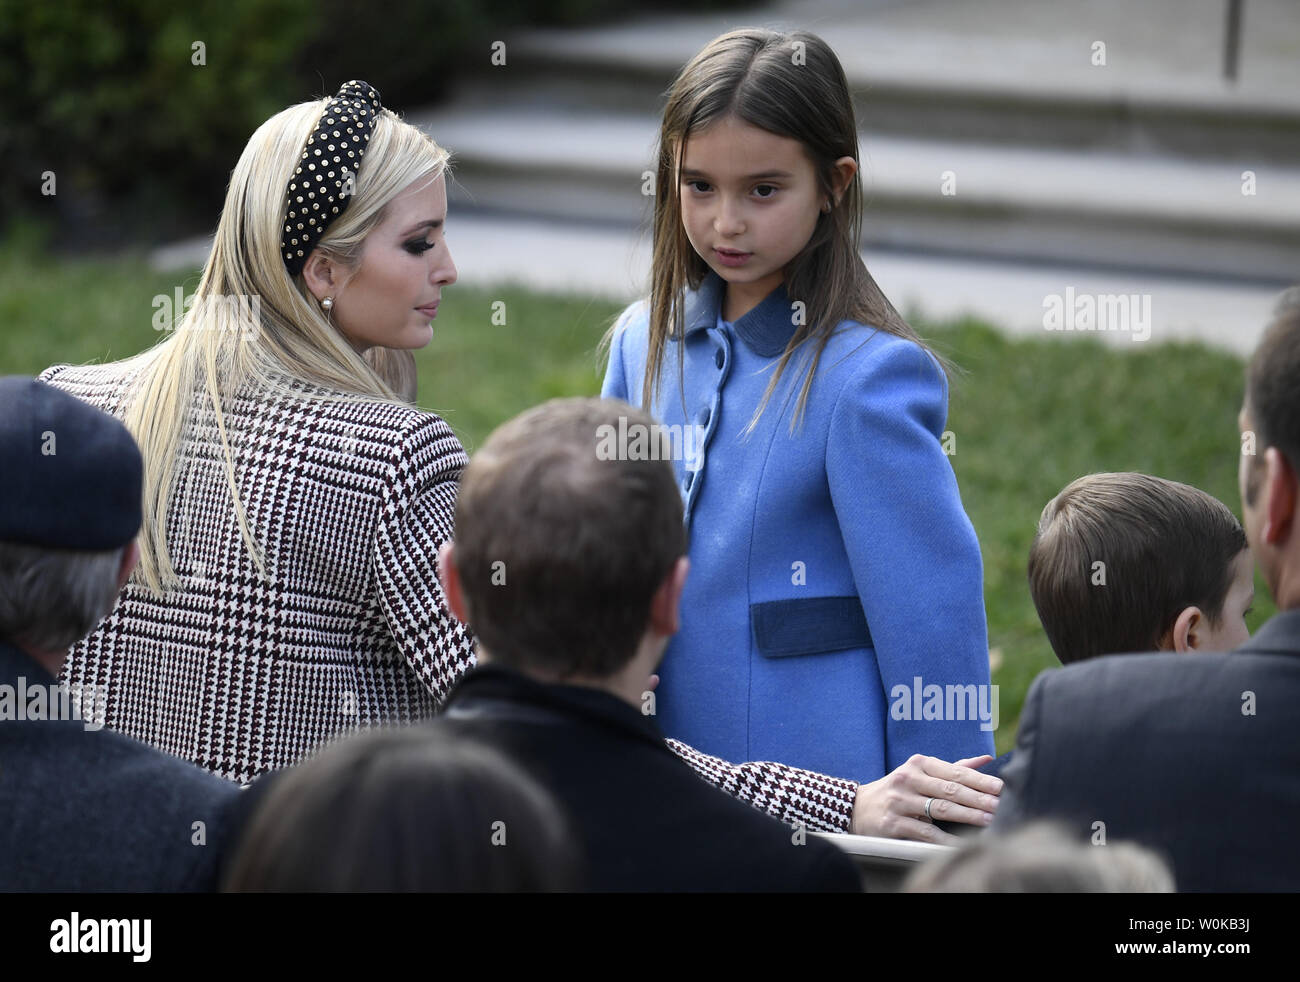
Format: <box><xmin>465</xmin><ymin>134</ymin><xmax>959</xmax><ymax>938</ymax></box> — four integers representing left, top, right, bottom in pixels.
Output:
<box><xmin>850</xmin><ymin>754</ymin><xmax>1002</xmax><ymax>844</ymax></box>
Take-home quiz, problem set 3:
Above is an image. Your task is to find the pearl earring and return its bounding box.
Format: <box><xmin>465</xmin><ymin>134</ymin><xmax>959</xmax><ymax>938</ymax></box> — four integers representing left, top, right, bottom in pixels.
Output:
<box><xmin>321</xmin><ymin>296</ymin><xmax>334</xmax><ymax>311</ymax></box>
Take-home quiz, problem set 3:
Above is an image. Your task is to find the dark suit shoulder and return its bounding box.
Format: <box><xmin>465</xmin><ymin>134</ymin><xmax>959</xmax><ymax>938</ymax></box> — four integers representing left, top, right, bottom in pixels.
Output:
<box><xmin>0</xmin><ymin>720</ymin><xmax>240</xmax><ymax>892</ymax></box>
<box><xmin>995</xmin><ymin>647</ymin><xmax>1300</xmax><ymax>891</ymax></box>
<box><xmin>1034</xmin><ymin>650</ymin><xmax>1299</xmax><ymax>722</ymax></box>
<box><xmin>437</xmin><ymin>704</ymin><xmax>859</xmax><ymax>892</ymax></box>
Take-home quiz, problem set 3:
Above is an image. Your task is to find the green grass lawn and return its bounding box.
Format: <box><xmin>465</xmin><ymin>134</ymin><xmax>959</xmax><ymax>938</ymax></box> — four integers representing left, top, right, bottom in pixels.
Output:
<box><xmin>0</xmin><ymin>238</ymin><xmax>1275</xmax><ymax>755</ymax></box>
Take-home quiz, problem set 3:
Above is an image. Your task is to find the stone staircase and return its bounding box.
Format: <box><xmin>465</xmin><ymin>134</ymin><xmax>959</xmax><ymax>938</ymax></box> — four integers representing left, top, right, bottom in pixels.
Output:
<box><xmin>409</xmin><ymin>0</ymin><xmax>1300</xmax><ymax>284</ymax></box>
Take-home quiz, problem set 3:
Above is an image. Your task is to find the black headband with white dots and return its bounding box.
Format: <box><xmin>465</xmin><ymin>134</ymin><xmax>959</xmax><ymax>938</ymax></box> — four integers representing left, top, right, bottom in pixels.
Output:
<box><xmin>282</xmin><ymin>80</ymin><xmax>383</xmax><ymax>277</ymax></box>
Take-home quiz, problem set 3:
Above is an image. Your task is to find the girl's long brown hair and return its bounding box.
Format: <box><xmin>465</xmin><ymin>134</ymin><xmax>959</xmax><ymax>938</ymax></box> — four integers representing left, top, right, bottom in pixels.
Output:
<box><xmin>637</xmin><ymin>28</ymin><xmax>946</xmax><ymax>432</ymax></box>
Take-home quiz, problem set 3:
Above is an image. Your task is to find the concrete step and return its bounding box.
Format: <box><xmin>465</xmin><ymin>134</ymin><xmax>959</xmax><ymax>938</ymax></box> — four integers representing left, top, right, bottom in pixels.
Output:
<box><xmin>466</xmin><ymin>3</ymin><xmax>1300</xmax><ymax>164</ymax></box>
<box><xmin>410</xmin><ymin>103</ymin><xmax>1300</xmax><ymax>282</ymax></box>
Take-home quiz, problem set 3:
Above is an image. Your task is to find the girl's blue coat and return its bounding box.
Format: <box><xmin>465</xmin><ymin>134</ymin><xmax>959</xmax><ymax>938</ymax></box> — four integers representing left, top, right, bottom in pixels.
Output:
<box><xmin>601</xmin><ymin>273</ymin><xmax>995</xmax><ymax>781</ymax></box>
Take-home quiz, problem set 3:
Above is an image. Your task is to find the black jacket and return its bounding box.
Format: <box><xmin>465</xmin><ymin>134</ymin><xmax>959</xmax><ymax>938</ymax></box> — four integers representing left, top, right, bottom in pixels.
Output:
<box><xmin>0</xmin><ymin>641</ymin><xmax>240</xmax><ymax>891</ymax></box>
<box><xmin>994</xmin><ymin>609</ymin><xmax>1300</xmax><ymax>891</ymax></box>
<box><xmin>434</xmin><ymin>665</ymin><xmax>861</xmax><ymax>892</ymax></box>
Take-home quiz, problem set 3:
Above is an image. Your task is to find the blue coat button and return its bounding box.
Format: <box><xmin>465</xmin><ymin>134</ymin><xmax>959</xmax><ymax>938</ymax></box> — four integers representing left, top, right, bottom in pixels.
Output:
<box><xmin>714</xmin><ymin>349</ymin><xmax>724</xmax><ymax>369</ymax></box>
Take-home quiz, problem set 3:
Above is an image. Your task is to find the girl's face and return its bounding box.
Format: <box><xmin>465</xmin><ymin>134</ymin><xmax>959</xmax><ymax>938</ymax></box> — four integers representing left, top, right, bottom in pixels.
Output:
<box><xmin>331</xmin><ymin>173</ymin><xmax>457</xmax><ymax>353</ymax></box>
<box><xmin>678</xmin><ymin>116</ymin><xmax>828</xmax><ymax>320</ymax></box>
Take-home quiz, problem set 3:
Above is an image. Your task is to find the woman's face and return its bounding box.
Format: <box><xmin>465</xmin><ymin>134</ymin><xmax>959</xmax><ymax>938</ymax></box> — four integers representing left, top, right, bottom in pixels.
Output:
<box><xmin>332</xmin><ymin>173</ymin><xmax>456</xmax><ymax>352</ymax></box>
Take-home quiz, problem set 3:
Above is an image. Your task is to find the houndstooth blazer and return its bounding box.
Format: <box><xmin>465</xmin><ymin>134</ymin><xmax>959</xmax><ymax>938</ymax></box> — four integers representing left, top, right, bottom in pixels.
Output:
<box><xmin>40</xmin><ymin>361</ymin><xmax>858</xmax><ymax>833</ymax></box>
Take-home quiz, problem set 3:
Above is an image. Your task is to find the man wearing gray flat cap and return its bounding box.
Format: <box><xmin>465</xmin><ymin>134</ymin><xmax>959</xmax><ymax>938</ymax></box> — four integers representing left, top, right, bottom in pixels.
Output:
<box><xmin>0</xmin><ymin>376</ymin><xmax>239</xmax><ymax>891</ymax></box>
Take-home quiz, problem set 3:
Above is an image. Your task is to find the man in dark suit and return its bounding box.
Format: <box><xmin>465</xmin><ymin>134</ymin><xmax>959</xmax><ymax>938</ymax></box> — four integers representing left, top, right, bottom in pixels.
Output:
<box><xmin>994</xmin><ymin>289</ymin><xmax>1300</xmax><ymax>892</ymax></box>
<box><xmin>433</xmin><ymin>397</ymin><xmax>860</xmax><ymax>891</ymax></box>
<box><xmin>0</xmin><ymin>376</ymin><xmax>239</xmax><ymax>891</ymax></box>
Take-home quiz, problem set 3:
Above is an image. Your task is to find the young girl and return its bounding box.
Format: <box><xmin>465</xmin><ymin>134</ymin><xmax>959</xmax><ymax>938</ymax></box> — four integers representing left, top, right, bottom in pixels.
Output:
<box><xmin>603</xmin><ymin>29</ymin><xmax>998</xmax><ymax>836</ymax></box>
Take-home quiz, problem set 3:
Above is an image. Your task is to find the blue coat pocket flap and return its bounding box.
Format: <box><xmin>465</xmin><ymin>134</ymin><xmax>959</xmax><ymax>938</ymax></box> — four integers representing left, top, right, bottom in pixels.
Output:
<box><xmin>750</xmin><ymin>596</ymin><xmax>873</xmax><ymax>658</ymax></box>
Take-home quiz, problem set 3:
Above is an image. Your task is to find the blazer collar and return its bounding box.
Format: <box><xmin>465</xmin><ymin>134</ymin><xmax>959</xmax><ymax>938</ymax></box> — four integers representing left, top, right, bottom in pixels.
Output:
<box><xmin>1236</xmin><ymin>607</ymin><xmax>1300</xmax><ymax>656</ymax></box>
<box><xmin>682</xmin><ymin>272</ymin><xmax>798</xmax><ymax>358</ymax></box>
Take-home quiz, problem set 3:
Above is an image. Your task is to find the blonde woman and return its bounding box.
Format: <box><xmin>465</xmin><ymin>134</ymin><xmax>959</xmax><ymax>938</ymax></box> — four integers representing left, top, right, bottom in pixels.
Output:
<box><xmin>41</xmin><ymin>82</ymin><xmax>467</xmax><ymax>783</ymax></box>
<box><xmin>41</xmin><ymin>82</ymin><xmax>980</xmax><ymax>842</ymax></box>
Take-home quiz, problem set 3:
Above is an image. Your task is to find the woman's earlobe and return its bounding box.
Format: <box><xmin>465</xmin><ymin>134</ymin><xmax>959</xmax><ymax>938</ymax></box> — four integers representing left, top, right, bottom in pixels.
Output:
<box><xmin>301</xmin><ymin>253</ymin><xmax>336</xmax><ymax>302</ymax></box>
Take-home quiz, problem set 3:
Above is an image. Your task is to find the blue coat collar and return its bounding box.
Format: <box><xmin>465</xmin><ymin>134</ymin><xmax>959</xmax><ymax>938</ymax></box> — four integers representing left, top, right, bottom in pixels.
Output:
<box><xmin>681</xmin><ymin>273</ymin><xmax>798</xmax><ymax>358</ymax></box>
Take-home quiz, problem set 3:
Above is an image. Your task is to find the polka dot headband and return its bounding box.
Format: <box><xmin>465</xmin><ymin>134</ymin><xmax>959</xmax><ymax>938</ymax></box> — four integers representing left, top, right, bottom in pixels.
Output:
<box><xmin>282</xmin><ymin>80</ymin><xmax>383</xmax><ymax>277</ymax></box>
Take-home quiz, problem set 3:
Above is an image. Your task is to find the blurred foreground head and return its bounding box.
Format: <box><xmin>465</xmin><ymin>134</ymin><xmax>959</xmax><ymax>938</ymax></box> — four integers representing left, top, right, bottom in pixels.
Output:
<box><xmin>223</xmin><ymin>728</ymin><xmax>581</xmax><ymax>892</ymax></box>
<box><xmin>904</xmin><ymin>821</ymin><xmax>1175</xmax><ymax>893</ymax></box>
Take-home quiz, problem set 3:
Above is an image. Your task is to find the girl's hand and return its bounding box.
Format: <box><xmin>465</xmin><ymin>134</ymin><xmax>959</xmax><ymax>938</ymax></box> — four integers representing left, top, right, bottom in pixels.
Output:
<box><xmin>850</xmin><ymin>754</ymin><xmax>1002</xmax><ymax>844</ymax></box>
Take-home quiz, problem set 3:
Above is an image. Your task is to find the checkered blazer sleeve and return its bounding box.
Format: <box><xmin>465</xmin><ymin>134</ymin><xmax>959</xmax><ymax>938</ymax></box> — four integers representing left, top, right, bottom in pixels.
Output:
<box><xmin>372</xmin><ymin>412</ymin><xmax>476</xmax><ymax>704</ymax></box>
<box><xmin>665</xmin><ymin>738</ymin><xmax>857</xmax><ymax>832</ymax></box>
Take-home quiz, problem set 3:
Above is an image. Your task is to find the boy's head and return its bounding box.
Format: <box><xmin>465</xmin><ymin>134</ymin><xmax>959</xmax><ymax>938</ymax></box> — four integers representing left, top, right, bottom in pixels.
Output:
<box><xmin>1028</xmin><ymin>472</ymin><xmax>1253</xmax><ymax>664</ymax></box>
<box><xmin>439</xmin><ymin>397</ymin><xmax>689</xmax><ymax>682</ymax></box>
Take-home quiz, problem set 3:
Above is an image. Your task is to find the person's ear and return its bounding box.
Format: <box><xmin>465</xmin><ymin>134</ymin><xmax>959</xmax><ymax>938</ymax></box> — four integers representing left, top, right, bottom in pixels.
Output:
<box><xmin>827</xmin><ymin>155</ymin><xmax>859</xmax><ymax>209</ymax></box>
<box><xmin>1170</xmin><ymin>605</ymin><xmax>1205</xmax><ymax>652</ymax></box>
<box><xmin>648</xmin><ymin>556</ymin><xmax>690</xmax><ymax>637</ymax></box>
<box><xmin>117</xmin><ymin>540</ymin><xmax>140</xmax><ymax>592</ymax></box>
<box><xmin>1260</xmin><ymin>447</ymin><xmax>1298</xmax><ymax>546</ymax></box>
<box><xmin>301</xmin><ymin>251</ymin><xmax>341</xmax><ymax>304</ymax></box>
<box><xmin>437</xmin><ymin>542</ymin><xmax>470</xmax><ymax>625</ymax></box>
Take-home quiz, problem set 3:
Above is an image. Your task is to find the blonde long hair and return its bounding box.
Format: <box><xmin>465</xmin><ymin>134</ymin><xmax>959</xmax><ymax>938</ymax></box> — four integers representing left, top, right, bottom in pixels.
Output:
<box><xmin>120</xmin><ymin>97</ymin><xmax>449</xmax><ymax>596</ymax></box>
<box><xmin>635</xmin><ymin>29</ymin><xmax>945</xmax><ymax>433</ymax></box>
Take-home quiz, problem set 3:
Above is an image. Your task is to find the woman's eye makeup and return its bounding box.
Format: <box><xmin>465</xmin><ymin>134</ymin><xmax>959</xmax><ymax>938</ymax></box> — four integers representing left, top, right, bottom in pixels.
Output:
<box><xmin>404</xmin><ymin>238</ymin><xmax>436</xmax><ymax>255</ymax></box>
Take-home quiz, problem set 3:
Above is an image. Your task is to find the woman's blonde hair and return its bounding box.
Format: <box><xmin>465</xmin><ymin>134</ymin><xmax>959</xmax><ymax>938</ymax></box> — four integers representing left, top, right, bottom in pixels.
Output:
<box><xmin>625</xmin><ymin>28</ymin><xmax>945</xmax><ymax>434</ymax></box>
<box><xmin>120</xmin><ymin>97</ymin><xmax>450</xmax><ymax>596</ymax></box>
